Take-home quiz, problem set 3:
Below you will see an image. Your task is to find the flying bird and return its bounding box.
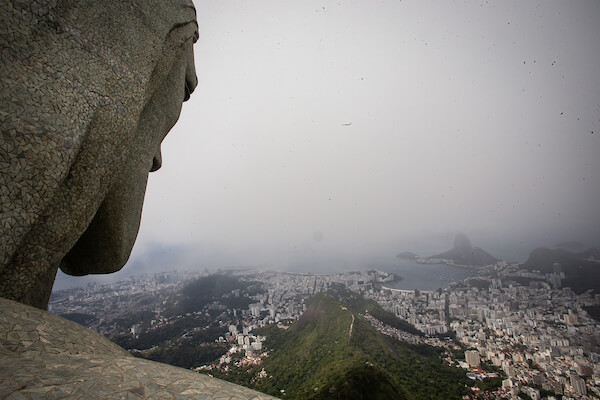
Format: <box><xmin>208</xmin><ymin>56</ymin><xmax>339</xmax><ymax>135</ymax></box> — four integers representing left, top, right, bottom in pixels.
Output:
<box><xmin>342</xmin><ymin>122</ymin><xmax>352</xmax><ymax>126</ymax></box>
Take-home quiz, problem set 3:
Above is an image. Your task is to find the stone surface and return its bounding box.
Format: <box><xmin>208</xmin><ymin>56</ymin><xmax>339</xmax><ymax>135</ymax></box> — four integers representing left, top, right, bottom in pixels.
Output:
<box><xmin>0</xmin><ymin>298</ymin><xmax>278</xmax><ymax>399</ymax></box>
<box><xmin>0</xmin><ymin>0</ymin><xmax>199</xmax><ymax>308</ymax></box>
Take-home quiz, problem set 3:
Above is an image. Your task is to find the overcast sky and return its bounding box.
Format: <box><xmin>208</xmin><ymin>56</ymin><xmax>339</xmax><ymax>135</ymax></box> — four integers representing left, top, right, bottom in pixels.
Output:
<box><xmin>57</xmin><ymin>0</ymin><xmax>600</xmax><ymax>286</ymax></box>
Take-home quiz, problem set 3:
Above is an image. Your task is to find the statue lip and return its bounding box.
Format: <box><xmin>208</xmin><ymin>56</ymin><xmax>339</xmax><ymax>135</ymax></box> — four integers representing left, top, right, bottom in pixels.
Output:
<box><xmin>151</xmin><ymin>148</ymin><xmax>162</xmax><ymax>172</ymax></box>
<box><xmin>184</xmin><ymin>81</ymin><xmax>192</xmax><ymax>102</ymax></box>
<box><xmin>184</xmin><ymin>63</ymin><xmax>197</xmax><ymax>102</ymax></box>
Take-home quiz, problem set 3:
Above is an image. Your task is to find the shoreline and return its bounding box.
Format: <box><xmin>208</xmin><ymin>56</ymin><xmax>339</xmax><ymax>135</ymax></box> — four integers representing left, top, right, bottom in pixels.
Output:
<box><xmin>416</xmin><ymin>258</ymin><xmax>480</xmax><ymax>270</ymax></box>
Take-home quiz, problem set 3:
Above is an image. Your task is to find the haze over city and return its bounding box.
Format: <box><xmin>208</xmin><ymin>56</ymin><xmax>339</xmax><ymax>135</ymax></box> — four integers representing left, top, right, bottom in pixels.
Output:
<box><xmin>56</xmin><ymin>0</ymin><xmax>600</xmax><ymax>288</ymax></box>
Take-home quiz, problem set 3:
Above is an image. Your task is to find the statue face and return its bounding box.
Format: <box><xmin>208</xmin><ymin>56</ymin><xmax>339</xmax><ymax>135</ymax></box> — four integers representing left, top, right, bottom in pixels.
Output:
<box><xmin>60</xmin><ymin>43</ymin><xmax>198</xmax><ymax>276</ymax></box>
<box><xmin>0</xmin><ymin>0</ymin><xmax>199</xmax><ymax>308</ymax></box>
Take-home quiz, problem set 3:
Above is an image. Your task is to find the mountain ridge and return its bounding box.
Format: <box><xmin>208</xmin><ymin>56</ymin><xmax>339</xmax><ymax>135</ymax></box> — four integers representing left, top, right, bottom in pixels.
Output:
<box><xmin>522</xmin><ymin>246</ymin><xmax>600</xmax><ymax>293</ymax></box>
<box><xmin>215</xmin><ymin>289</ymin><xmax>471</xmax><ymax>399</ymax></box>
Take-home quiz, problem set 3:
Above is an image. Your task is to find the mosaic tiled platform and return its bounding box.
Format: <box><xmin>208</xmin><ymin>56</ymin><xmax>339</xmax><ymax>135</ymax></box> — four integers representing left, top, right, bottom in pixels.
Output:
<box><xmin>0</xmin><ymin>298</ymin><xmax>278</xmax><ymax>399</ymax></box>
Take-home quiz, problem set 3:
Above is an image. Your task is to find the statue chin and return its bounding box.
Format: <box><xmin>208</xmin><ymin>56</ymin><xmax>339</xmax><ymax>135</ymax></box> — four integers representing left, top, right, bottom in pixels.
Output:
<box><xmin>60</xmin><ymin>166</ymin><xmax>149</xmax><ymax>276</ymax></box>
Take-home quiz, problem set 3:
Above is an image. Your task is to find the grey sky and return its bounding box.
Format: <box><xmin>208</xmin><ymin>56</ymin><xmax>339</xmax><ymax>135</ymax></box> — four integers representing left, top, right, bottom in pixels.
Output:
<box><xmin>57</xmin><ymin>1</ymin><xmax>600</xmax><ymax>285</ymax></box>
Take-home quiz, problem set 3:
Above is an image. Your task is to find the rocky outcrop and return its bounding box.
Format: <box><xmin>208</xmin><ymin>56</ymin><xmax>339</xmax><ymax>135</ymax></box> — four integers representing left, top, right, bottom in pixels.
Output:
<box><xmin>427</xmin><ymin>233</ymin><xmax>497</xmax><ymax>267</ymax></box>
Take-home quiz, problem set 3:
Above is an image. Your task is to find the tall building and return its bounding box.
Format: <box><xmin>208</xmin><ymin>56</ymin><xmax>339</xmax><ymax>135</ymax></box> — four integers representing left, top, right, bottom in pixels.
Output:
<box><xmin>570</xmin><ymin>375</ymin><xmax>587</xmax><ymax>396</ymax></box>
<box><xmin>228</xmin><ymin>325</ymin><xmax>238</xmax><ymax>335</ymax></box>
<box><xmin>553</xmin><ymin>263</ymin><xmax>562</xmax><ymax>275</ymax></box>
<box><xmin>550</xmin><ymin>273</ymin><xmax>562</xmax><ymax>289</ymax></box>
<box><xmin>249</xmin><ymin>303</ymin><xmax>261</xmax><ymax>317</ymax></box>
<box><xmin>465</xmin><ymin>350</ymin><xmax>481</xmax><ymax>367</ymax></box>
<box><xmin>504</xmin><ymin>365</ymin><xmax>515</xmax><ymax>378</ymax></box>
<box><xmin>251</xmin><ymin>341</ymin><xmax>262</xmax><ymax>351</ymax></box>
<box><xmin>564</xmin><ymin>310</ymin><xmax>578</xmax><ymax>325</ymax></box>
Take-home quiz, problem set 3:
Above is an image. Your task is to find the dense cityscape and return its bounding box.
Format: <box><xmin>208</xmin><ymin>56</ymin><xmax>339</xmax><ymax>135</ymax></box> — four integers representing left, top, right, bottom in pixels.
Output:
<box><xmin>50</xmin><ymin>260</ymin><xmax>600</xmax><ymax>399</ymax></box>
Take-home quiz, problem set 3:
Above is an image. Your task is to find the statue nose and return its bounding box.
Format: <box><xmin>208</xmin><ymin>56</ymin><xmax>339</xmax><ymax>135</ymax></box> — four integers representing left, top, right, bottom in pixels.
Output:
<box><xmin>150</xmin><ymin>148</ymin><xmax>162</xmax><ymax>172</ymax></box>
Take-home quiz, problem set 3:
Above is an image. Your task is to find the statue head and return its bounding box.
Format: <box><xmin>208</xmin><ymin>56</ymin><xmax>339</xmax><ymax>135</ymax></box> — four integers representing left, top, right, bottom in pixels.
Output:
<box><xmin>0</xmin><ymin>0</ymin><xmax>199</xmax><ymax>308</ymax></box>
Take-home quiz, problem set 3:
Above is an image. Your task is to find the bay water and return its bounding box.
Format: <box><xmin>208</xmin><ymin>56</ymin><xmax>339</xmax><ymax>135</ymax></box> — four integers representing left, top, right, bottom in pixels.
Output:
<box><xmin>378</xmin><ymin>259</ymin><xmax>478</xmax><ymax>291</ymax></box>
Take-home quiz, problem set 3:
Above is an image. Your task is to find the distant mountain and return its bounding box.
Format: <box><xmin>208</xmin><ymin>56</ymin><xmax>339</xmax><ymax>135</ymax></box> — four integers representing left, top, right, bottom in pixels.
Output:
<box><xmin>522</xmin><ymin>247</ymin><xmax>600</xmax><ymax>293</ymax></box>
<box><xmin>227</xmin><ymin>287</ymin><xmax>470</xmax><ymax>400</ymax></box>
<box><xmin>578</xmin><ymin>247</ymin><xmax>600</xmax><ymax>260</ymax></box>
<box><xmin>554</xmin><ymin>241</ymin><xmax>587</xmax><ymax>252</ymax></box>
<box><xmin>426</xmin><ymin>233</ymin><xmax>498</xmax><ymax>266</ymax></box>
<box><xmin>397</xmin><ymin>251</ymin><xmax>419</xmax><ymax>260</ymax></box>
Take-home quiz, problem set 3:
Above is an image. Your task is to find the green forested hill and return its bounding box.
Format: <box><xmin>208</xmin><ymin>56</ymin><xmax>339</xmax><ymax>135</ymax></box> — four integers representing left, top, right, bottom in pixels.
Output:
<box><xmin>217</xmin><ymin>294</ymin><xmax>469</xmax><ymax>399</ymax></box>
<box><xmin>325</xmin><ymin>283</ymin><xmax>422</xmax><ymax>336</ymax></box>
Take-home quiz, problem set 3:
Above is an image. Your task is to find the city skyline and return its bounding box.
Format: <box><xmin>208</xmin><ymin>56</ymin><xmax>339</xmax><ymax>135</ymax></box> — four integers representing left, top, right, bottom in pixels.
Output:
<box><xmin>50</xmin><ymin>262</ymin><xmax>600</xmax><ymax>398</ymax></box>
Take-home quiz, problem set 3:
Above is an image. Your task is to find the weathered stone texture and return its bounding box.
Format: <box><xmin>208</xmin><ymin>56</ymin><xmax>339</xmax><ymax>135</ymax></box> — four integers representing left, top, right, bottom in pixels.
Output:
<box><xmin>0</xmin><ymin>298</ymin><xmax>278</xmax><ymax>399</ymax></box>
<box><xmin>1</xmin><ymin>0</ymin><xmax>199</xmax><ymax>308</ymax></box>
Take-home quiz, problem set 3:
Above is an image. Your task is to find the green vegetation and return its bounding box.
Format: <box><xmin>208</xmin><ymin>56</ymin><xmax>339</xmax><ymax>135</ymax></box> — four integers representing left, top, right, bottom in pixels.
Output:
<box><xmin>583</xmin><ymin>305</ymin><xmax>600</xmax><ymax>323</ymax></box>
<box><xmin>475</xmin><ymin>376</ymin><xmax>503</xmax><ymax>391</ymax></box>
<box><xmin>174</xmin><ymin>274</ymin><xmax>263</xmax><ymax>315</ymax></box>
<box><xmin>311</xmin><ymin>363</ymin><xmax>402</xmax><ymax>400</ymax></box>
<box><xmin>214</xmin><ymin>294</ymin><xmax>470</xmax><ymax>400</ymax></box>
<box><xmin>111</xmin><ymin>275</ymin><xmax>263</xmax><ymax>357</ymax></box>
<box><xmin>327</xmin><ymin>283</ymin><xmax>422</xmax><ymax>335</ymax></box>
<box><xmin>59</xmin><ymin>312</ymin><xmax>96</xmax><ymax>326</ymax></box>
<box><xmin>113</xmin><ymin>310</ymin><xmax>155</xmax><ymax>330</ymax></box>
<box><xmin>112</xmin><ymin>314</ymin><xmax>223</xmax><ymax>350</ymax></box>
<box><xmin>134</xmin><ymin>342</ymin><xmax>228</xmax><ymax>369</ymax></box>
<box><xmin>523</xmin><ymin>247</ymin><xmax>600</xmax><ymax>293</ymax></box>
